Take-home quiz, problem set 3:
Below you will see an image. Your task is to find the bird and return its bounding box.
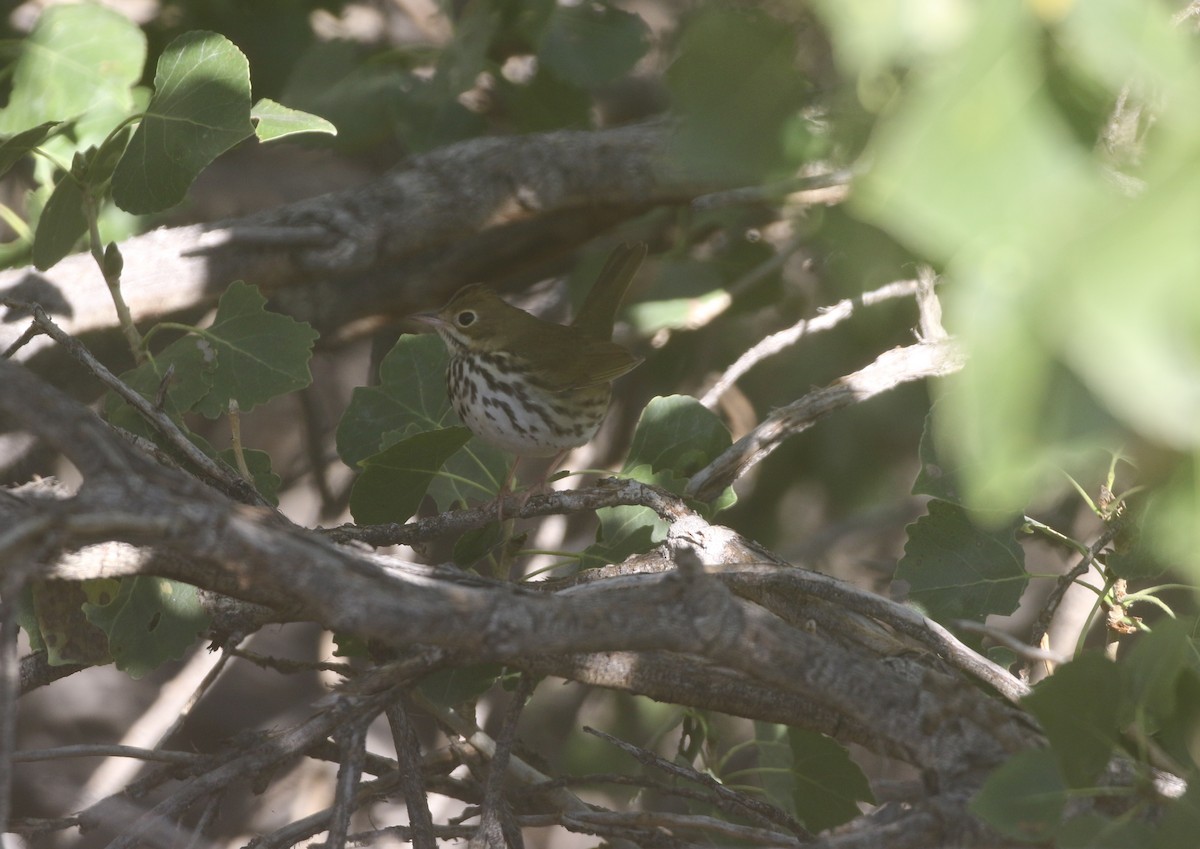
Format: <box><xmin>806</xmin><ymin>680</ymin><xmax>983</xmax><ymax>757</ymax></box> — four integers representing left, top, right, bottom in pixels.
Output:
<box><xmin>413</xmin><ymin>242</ymin><xmax>646</xmax><ymax>493</ymax></box>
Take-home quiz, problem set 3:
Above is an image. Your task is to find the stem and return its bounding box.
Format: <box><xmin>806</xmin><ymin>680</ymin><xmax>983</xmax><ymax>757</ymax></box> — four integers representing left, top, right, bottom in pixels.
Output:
<box><xmin>84</xmin><ymin>191</ymin><xmax>143</xmax><ymax>361</ymax></box>
<box><xmin>228</xmin><ymin>400</ymin><xmax>253</xmax><ymax>482</ymax></box>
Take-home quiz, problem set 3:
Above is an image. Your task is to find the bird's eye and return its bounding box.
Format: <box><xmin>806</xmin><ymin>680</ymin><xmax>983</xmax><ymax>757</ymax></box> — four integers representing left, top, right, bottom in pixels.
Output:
<box><xmin>456</xmin><ymin>311</ymin><xmax>476</xmax><ymax>327</ymax></box>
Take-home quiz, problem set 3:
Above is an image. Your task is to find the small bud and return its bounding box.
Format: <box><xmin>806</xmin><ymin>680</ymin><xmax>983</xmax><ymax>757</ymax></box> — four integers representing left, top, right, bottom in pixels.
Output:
<box><xmin>103</xmin><ymin>242</ymin><xmax>124</xmax><ymax>279</ymax></box>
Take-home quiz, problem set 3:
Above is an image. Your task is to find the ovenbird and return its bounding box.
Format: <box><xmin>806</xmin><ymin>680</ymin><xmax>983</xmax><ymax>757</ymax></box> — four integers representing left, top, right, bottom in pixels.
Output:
<box><xmin>414</xmin><ymin>242</ymin><xmax>646</xmax><ymax>460</ymax></box>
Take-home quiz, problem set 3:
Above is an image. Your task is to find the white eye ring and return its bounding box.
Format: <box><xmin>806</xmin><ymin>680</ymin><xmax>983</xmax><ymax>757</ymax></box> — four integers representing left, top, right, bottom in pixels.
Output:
<box><xmin>456</xmin><ymin>311</ymin><xmax>477</xmax><ymax>327</ymax></box>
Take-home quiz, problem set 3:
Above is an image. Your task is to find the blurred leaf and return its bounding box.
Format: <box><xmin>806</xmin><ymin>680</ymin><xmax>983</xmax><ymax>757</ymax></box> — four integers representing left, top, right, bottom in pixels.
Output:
<box><xmin>1121</xmin><ymin>618</ymin><xmax>1189</xmax><ymax>731</ymax></box>
<box><xmin>969</xmin><ymin>748</ymin><xmax>1066</xmax><ymax>842</ymax></box>
<box><xmin>1156</xmin><ymin>781</ymin><xmax>1200</xmax><ymax>849</ymax></box>
<box><xmin>787</xmin><ymin>727</ymin><xmax>874</xmax><ymax>832</ymax></box>
<box><xmin>31</xmin><ymin>172</ymin><xmax>86</xmax><ymax>271</ymax></box>
<box><xmin>350</xmin><ymin>427</ymin><xmax>473</xmax><ymax>524</ymax></box>
<box><xmin>192</xmin><ymin>281</ymin><xmax>318</xmax><ymax>417</ymax></box>
<box><xmin>112</xmin><ymin>31</ymin><xmax>254</xmax><ymax>214</ymax></box>
<box><xmin>82</xmin><ymin>577</ymin><xmax>210</xmax><ymax>679</ymax></box>
<box><xmin>538</xmin><ymin>3</ymin><xmax>649</xmax><ymax>88</ymax></box>
<box><xmin>499</xmin><ymin>67</ymin><xmax>592</xmax><ymax>133</ymax></box>
<box><xmin>453</xmin><ymin>521</ymin><xmax>506</xmax><ymax>569</ymax></box>
<box><xmin>1055</xmin><ymin>814</ymin><xmax>1154</xmax><ymax>849</ymax></box>
<box><xmin>250</xmin><ymin>98</ymin><xmax>337</xmax><ymax>141</ymax></box>
<box><xmin>0</xmin><ymin>4</ymin><xmax>145</xmax><ymax>135</ymax></box>
<box><xmin>809</xmin><ymin>0</ymin><xmax>972</xmax><ymax>73</ymax></box>
<box><xmin>624</xmin><ymin>257</ymin><xmax>728</xmax><ymax>334</ymax></box>
<box><xmin>0</xmin><ymin>122</ymin><xmax>66</xmax><ymax>178</ymax></box>
<box><xmin>666</xmin><ymin>8</ymin><xmax>808</xmax><ymax>177</ymax></box>
<box><xmin>896</xmin><ymin>501</ymin><xmax>1026</xmax><ymax>625</ymax></box>
<box><xmin>1023</xmin><ymin>653</ymin><xmax>1122</xmax><ymax>789</ymax></box>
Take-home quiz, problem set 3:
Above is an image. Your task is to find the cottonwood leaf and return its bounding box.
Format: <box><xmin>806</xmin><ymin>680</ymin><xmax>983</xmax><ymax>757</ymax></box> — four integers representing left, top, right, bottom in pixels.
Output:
<box><xmin>350</xmin><ymin>427</ymin><xmax>473</xmax><ymax>524</ymax></box>
<box><xmin>251</xmin><ymin>98</ymin><xmax>338</xmax><ymax>142</ymax></box>
<box><xmin>82</xmin><ymin>577</ymin><xmax>210</xmax><ymax>679</ymax></box>
<box><xmin>0</xmin><ymin>4</ymin><xmax>144</xmax><ymax>135</ymax></box>
<box><xmin>897</xmin><ymin>500</ymin><xmax>1026</xmax><ymax>626</ymax></box>
<box><xmin>192</xmin><ymin>281</ymin><xmax>318</xmax><ymax>418</ymax></box>
<box><xmin>112</xmin><ymin>31</ymin><xmax>254</xmax><ymax>214</ymax></box>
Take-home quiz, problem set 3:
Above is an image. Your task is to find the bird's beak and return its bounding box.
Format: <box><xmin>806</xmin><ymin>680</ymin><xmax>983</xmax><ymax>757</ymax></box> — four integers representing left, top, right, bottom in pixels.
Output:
<box><xmin>410</xmin><ymin>312</ymin><xmax>445</xmax><ymax>329</ymax></box>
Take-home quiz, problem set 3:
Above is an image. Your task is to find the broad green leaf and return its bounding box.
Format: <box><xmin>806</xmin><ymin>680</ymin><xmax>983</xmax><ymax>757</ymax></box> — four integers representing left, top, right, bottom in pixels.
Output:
<box><xmin>107</xmin><ymin>333</ymin><xmax>218</xmax><ymax>424</ymax></box>
<box><xmin>499</xmin><ymin>68</ymin><xmax>592</xmax><ymax>134</ymax></box>
<box><xmin>418</xmin><ymin>663</ymin><xmax>504</xmax><ymax>708</ymax></box>
<box><xmin>217</xmin><ymin>447</ymin><xmax>282</xmax><ymax>506</ymax></box>
<box><xmin>112</xmin><ymin>31</ymin><xmax>254</xmax><ymax>214</ymax></box>
<box><xmin>82</xmin><ymin>577</ymin><xmax>210</xmax><ymax>679</ymax></box>
<box><xmin>970</xmin><ymin>748</ymin><xmax>1066</xmax><ymax>843</ymax></box>
<box><xmin>250</xmin><ymin>98</ymin><xmax>338</xmax><ymax>142</ymax></box>
<box><xmin>1121</xmin><ymin>618</ymin><xmax>1189</xmax><ymax>731</ymax></box>
<box><xmin>350</xmin><ymin>427</ymin><xmax>473</xmax><ymax>524</ymax></box>
<box><xmin>1023</xmin><ymin>653</ymin><xmax>1122</xmax><ymax>789</ymax></box>
<box><xmin>0</xmin><ymin>4</ymin><xmax>145</xmax><ymax>135</ymax></box>
<box><xmin>31</xmin><ymin>581</ymin><xmax>113</xmax><ymax>667</ymax></box>
<box><xmin>787</xmin><ymin>727</ymin><xmax>874</xmax><ymax>832</ymax></box>
<box><xmin>31</xmin><ymin>172</ymin><xmax>86</xmax><ymax>270</ymax></box>
<box><xmin>809</xmin><ymin>0</ymin><xmax>973</xmax><ymax>74</ymax></box>
<box><xmin>192</xmin><ymin>281</ymin><xmax>318</xmax><ymax>418</ymax></box>
<box><xmin>1154</xmin><ymin>754</ymin><xmax>1200</xmax><ymax>849</ymax></box>
<box><xmin>336</xmin><ymin>333</ymin><xmax>507</xmax><ymax>508</ymax></box>
<box><xmin>0</xmin><ymin>122</ymin><xmax>65</xmax><ymax>178</ymax></box>
<box><xmin>896</xmin><ymin>501</ymin><xmax>1026</xmax><ymax>626</ymax></box>
<box><xmin>538</xmin><ymin>3</ymin><xmax>649</xmax><ymax>88</ymax></box>
<box><xmin>81</xmin><ymin>126</ymin><xmax>133</xmax><ymax>191</ymax></box>
<box><xmin>337</xmin><ymin>334</ymin><xmax>451</xmax><ymax>468</ymax></box>
<box><xmin>624</xmin><ymin>395</ymin><xmax>732</xmax><ymax>479</ymax></box>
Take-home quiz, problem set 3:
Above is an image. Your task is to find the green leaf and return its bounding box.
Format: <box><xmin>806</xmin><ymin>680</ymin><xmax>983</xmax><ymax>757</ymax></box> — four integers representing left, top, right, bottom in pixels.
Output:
<box><xmin>787</xmin><ymin>727</ymin><xmax>874</xmax><ymax>832</ymax></box>
<box><xmin>31</xmin><ymin>172</ymin><xmax>86</xmax><ymax>271</ymax></box>
<box><xmin>192</xmin><ymin>281</ymin><xmax>318</xmax><ymax>418</ymax></box>
<box><xmin>1122</xmin><ymin>618</ymin><xmax>1190</xmax><ymax>727</ymax></box>
<box><xmin>250</xmin><ymin>98</ymin><xmax>338</xmax><ymax>142</ymax></box>
<box><xmin>624</xmin><ymin>395</ymin><xmax>732</xmax><ymax>479</ymax></box>
<box><xmin>970</xmin><ymin>748</ymin><xmax>1066</xmax><ymax>843</ymax></box>
<box><xmin>1154</xmin><ymin>772</ymin><xmax>1200</xmax><ymax>849</ymax></box>
<box><xmin>0</xmin><ymin>122</ymin><xmax>66</xmax><ymax>178</ymax></box>
<box><xmin>31</xmin><ymin>581</ymin><xmax>113</xmax><ymax>667</ymax></box>
<box><xmin>112</xmin><ymin>31</ymin><xmax>254</xmax><ymax>214</ymax></box>
<box><xmin>82</xmin><ymin>577</ymin><xmax>210</xmax><ymax>679</ymax></box>
<box><xmin>337</xmin><ymin>334</ymin><xmax>452</xmax><ymax>468</ymax></box>
<box><xmin>586</xmin><ymin>464</ymin><xmax>679</xmax><ymax>565</ymax></box>
<box><xmin>1055</xmin><ymin>814</ymin><xmax>1154</xmax><ymax>849</ymax></box>
<box><xmin>350</xmin><ymin>427</ymin><xmax>473</xmax><ymax>524</ymax></box>
<box><xmin>1023</xmin><ymin>653</ymin><xmax>1122</xmax><ymax>789</ymax></box>
<box><xmin>0</xmin><ymin>4</ymin><xmax>145</xmax><ymax>135</ymax></box>
<box><xmin>81</xmin><ymin>126</ymin><xmax>133</xmax><ymax>191</ymax></box>
<box><xmin>336</xmin><ymin>333</ymin><xmax>508</xmax><ymax>508</ymax></box>
<box><xmin>896</xmin><ymin>501</ymin><xmax>1026</xmax><ymax>626</ymax></box>
<box><xmin>538</xmin><ymin>3</ymin><xmax>649</xmax><ymax>88</ymax></box>
<box><xmin>418</xmin><ymin>663</ymin><xmax>503</xmax><ymax>708</ymax></box>
<box><xmin>217</xmin><ymin>448</ymin><xmax>281</xmax><ymax>506</ymax></box>
<box><xmin>666</xmin><ymin>8</ymin><xmax>808</xmax><ymax>178</ymax></box>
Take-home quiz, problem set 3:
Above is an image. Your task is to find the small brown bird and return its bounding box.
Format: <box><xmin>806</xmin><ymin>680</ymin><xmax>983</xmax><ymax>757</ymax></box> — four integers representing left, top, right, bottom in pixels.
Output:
<box><xmin>414</xmin><ymin>243</ymin><xmax>646</xmax><ymax>464</ymax></box>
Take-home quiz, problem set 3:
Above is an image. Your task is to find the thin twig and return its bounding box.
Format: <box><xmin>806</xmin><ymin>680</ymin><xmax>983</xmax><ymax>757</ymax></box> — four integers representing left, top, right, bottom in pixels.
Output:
<box><xmin>329</xmin><ymin>716</ymin><xmax>371</xmax><ymax>849</ymax></box>
<box><xmin>12</xmin><ymin>744</ymin><xmax>205</xmax><ymax>765</ymax></box>
<box><xmin>1027</xmin><ymin>523</ymin><xmax>1123</xmax><ymax>657</ymax></box>
<box><xmin>688</xmin><ymin>337</ymin><xmax>966</xmax><ymax>502</ymax></box>
<box><xmin>691</xmin><ymin>168</ymin><xmax>856</xmax><ymax>211</ymax></box>
<box><xmin>700</xmin><ymin>277</ymin><xmax>922</xmax><ymax>409</ymax></box>
<box><xmin>385</xmin><ymin>698</ymin><xmax>437</xmax><ymax>849</ymax></box>
<box><xmin>0</xmin><ymin>300</ymin><xmax>267</xmax><ymax>507</ymax></box>
<box><xmin>471</xmin><ymin>673</ymin><xmax>535</xmax><ymax>849</ymax></box>
<box><xmin>582</xmin><ymin>726</ymin><xmax>810</xmax><ymax>838</ymax></box>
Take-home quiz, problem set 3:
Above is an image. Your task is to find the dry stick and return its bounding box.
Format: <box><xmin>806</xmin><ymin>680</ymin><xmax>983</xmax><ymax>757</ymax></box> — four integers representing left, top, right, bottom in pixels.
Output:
<box><xmin>1027</xmin><ymin>523</ymin><xmax>1124</xmax><ymax>658</ymax></box>
<box><xmin>582</xmin><ymin>726</ymin><xmax>810</xmax><ymax>839</ymax></box>
<box><xmin>328</xmin><ymin>717</ymin><xmax>371</xmax><ymax>849</ymax></box>
<box><xmin>688</xmin><ymin>337</ymin><xmax>966</xmax><ymax>502</ymax></box>
<box><xmin>13</xmin><ymin>744</ymin><xmax>204</xmax><ymax>765</ymax></box>
<box><xmin>384</xmin><ymin>698</ymin><xmax>437</xmax><ymax>849</ymax></box>
<box><xmin>471</xmin><ymin>673</ymin><xmax>535</xmax><ymax>849</ymax></box>
<box><xmin>0</xmin><ymin>515</ymin><xmax>57</xmax><ymax>838</ymax></box>
<box><xmin>700</xmin><ymin>277</ymin><xmax>922</xmax><ymax>409</ymax></box>
<box><xmin>0</xmin><ymin>301</ymin><xmax>267</xmax><ymax>507</ymax></box>
<box><xmin>74</xmin><ymin>644</ymin><xmax>234</xmax><ymax>808</ymax></box>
